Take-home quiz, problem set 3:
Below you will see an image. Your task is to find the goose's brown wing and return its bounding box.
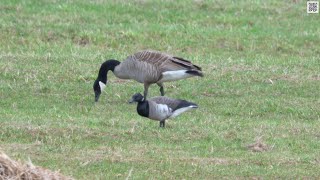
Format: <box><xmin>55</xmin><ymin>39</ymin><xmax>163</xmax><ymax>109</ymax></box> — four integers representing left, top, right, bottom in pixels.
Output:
<box><xmin>131</xmin><ymin>50</ymin><xmax>202</xmax><ymax>72</ymax></box>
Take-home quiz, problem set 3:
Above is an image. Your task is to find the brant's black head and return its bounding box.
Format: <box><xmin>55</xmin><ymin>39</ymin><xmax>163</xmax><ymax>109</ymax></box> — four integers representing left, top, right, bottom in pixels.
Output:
<box><xmin>129</xmin><ymin>93</ymin><xmax>145</xmax><ymax>103</ymax></box>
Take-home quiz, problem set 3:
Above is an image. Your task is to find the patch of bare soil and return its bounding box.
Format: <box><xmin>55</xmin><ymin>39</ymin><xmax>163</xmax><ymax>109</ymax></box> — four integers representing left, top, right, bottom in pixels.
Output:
<box><xmin>246</xmin><ymin>138</ymin><xmax>270</xmax><ymax>152</ymax></box>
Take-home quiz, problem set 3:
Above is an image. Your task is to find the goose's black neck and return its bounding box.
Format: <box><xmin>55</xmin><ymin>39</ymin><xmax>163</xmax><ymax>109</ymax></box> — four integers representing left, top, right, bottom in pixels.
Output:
<box><xmin>137</xmin><ymin>100</ymin><xmax>149</xmax><ymax>118</ymax></box>
<box><xmin>97</xmin><ymin>59</ymin><xmax>120</xmax><ymax>83</ymax></box>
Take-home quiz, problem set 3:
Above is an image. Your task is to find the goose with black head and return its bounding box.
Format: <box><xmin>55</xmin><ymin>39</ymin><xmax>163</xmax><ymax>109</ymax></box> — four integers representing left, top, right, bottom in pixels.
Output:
<box><xmin>129</xmin><ymin>93</ymin><xmax>198</xmax><ymax>127</ymax></box>
<box><xmin>93</xmin><ymin>50</ymin><xmax>203</xmax><ymax>102</ymax></box>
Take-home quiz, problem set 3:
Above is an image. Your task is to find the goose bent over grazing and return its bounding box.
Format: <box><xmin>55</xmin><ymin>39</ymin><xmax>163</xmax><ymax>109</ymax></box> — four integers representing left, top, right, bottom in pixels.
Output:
<box><xmin>129</xmin><ymin>93</ymin><xmax>198</xmax><ymax>127</ymax></box>
<box><xmin>93</xmin><ymin>50</ymin><xmax>203</xmax><ymax>102</ymax></box>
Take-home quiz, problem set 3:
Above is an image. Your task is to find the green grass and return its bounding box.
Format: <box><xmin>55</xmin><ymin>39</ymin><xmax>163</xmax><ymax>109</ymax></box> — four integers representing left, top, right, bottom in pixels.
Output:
<box><xmin>1</xmin><ymin>0</ymin><xmax>320</xmax><ymax>179</ymax></box>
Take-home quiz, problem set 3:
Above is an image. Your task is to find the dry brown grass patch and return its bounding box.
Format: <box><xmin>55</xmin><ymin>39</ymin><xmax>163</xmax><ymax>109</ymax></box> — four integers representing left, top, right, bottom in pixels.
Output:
<box><xmin>177</xmin><ymin>157</ymin><xmax>239</xmax><ymax>165</ymax></box>
<box><xmin>246</xmin><ymin>137</ymin><xmax>270</xmax><ymax>152</ymax></box>
<box><xmin>0</xmin><ymin>150</ymin><xmax>73</xmax><ymax>180</ymax></box>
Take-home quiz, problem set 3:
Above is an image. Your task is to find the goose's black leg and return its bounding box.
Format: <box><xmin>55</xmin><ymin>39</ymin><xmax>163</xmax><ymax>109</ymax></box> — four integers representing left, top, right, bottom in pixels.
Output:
<box><xmin>160</xmin><ymin>86</ymin><xmax>164</xmax><ymax>96</ymax></box>
<box><xmin>160</xmin><ymin>120</ymin><xmax>165</xmax><ymax>128</ymax></box>
<box><xmin>157</xmin><ymin>83</ymin><xmax>165</xmax><ymax>96</ymax></box>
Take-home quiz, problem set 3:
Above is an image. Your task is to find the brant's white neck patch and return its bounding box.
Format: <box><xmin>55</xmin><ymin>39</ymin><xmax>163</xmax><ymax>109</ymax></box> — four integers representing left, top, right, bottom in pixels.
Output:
<box><xmin>99</xmin><ymin>81</ymin><xmax>106</xmax><ymax>92</ymax></box>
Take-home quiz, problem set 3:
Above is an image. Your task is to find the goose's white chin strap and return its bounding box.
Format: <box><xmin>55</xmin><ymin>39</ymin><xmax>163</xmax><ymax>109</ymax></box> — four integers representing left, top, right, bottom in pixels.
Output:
<box><xmin>99</xmin><ymin>81</ymin><xmax>106</xmax><ymax>92</ymax></box>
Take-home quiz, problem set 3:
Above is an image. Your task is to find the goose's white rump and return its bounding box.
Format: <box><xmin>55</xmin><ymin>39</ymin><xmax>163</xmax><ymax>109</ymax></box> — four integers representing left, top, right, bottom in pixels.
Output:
<box><xmin>158</xmin><ymin>70</ymin><xmax>193</xmax><ymax>83</ymax></box>
<box><xmin>170</xmin><ymin>105</ymin><xmax>197</xmax><ymax>118</ymax></box>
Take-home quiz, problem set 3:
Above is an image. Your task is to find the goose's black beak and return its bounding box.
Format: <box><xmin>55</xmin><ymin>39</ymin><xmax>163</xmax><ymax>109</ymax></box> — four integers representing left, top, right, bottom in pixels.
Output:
<box><xmin>95</xmin><ymin>91</ymin><xmax>101</xmax><ymax>102</ymax></box>
<box><xmin>128</xmin><ymin>97</ymin><xmax>135</xmax><ymax>104</ymax></box>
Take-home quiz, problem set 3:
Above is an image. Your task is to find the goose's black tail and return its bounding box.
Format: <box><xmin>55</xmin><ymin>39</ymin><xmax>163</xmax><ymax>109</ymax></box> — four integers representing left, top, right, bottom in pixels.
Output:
<box><xmin>174</xmin><ymin>100</ymin><xmax>198</xmax><ymax>111</ymax></box>
<box><xmin>186</xmin><ymin>70</ymin><xmax>204</xmax><ymax>77</ymax></box>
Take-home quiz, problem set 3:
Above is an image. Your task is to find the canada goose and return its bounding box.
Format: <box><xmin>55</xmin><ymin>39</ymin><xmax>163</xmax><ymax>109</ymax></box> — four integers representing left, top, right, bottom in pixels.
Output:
<box><xmin>93</xmin><ymin>50</ymin><xmax>203</xmax><ymax>102</ymax></box>
<box><xmin>129</xmin><ymin>93</ymin><xmax>198</xmax><ymax>127</ymax></box>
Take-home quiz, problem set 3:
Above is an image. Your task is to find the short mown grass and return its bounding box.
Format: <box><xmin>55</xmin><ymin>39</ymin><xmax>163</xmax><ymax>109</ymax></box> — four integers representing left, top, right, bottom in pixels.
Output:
<box><xmin>0</xmin><ymin>0</ymin><xmax>319</xmax><ymax>179</ymax></box>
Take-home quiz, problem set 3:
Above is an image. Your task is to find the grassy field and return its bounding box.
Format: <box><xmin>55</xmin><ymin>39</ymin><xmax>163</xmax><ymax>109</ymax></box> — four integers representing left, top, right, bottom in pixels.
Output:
<box><xmin>0</xmin><ymin>0</ymin><xmax>319</xmax><ymax>179</ymax></box>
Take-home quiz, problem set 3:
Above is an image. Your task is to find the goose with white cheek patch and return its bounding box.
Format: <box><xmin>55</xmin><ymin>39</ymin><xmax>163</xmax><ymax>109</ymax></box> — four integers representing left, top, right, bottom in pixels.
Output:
<box><xmin>129</xmin><ymin>93</ymin><xmax>198</xmax><ymax>127</ymax></box>
<box><xmin>93</xmin><ymin>50</ymin><xmax>203</xmax><ymax>102</ymax></box>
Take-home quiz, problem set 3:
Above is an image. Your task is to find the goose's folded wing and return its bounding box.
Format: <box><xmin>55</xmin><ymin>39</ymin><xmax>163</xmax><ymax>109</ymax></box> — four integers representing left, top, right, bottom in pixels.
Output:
<box><xmin>130</xmin><ymin>50</ymin><xmax>169</xmax><ymax>66</ymax></box>
<box><xmin>171</xmin><ymin>57</ymin><xmax>202</xmax><ymax>71</ymax></box>
<box><xmin>149</xmin><ymin>96</ymin><xmax>181</xmax><ymax>110</ymax></box>
<box><xmin>130</xmin><ymin>50</ymin><xmax>202</xmax><ymax>72</ymax></box>
<box><xmin>150</xmin><ymin>96</ymin><xmax>198</xmax><ymax>110</ymax></box>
